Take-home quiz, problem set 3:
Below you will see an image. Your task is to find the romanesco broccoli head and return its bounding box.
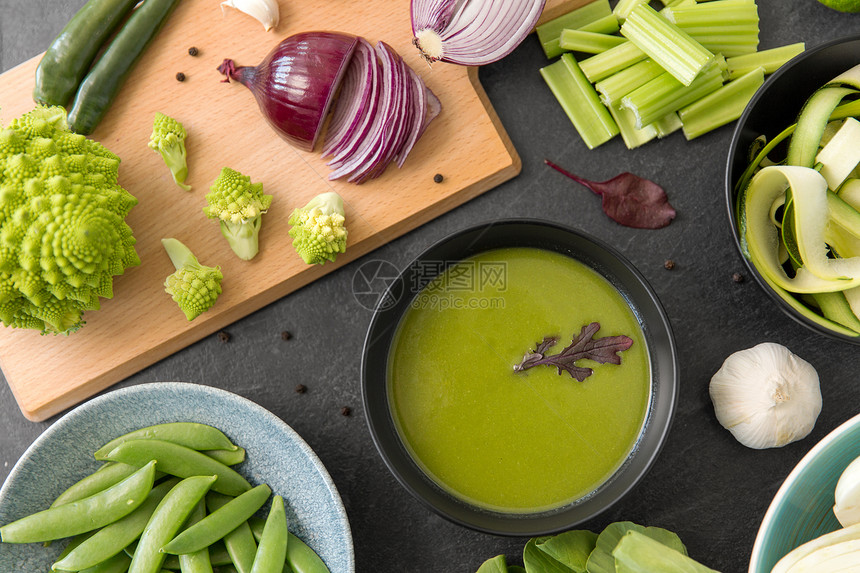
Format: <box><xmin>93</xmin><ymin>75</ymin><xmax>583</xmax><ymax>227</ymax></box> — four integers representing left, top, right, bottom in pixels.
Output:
<box><xmin>148</xmin><ymin>112</ymin><xmax>190</xmax><ymax>191</ymax></box>
<box><xmin>0</xmin><ymin>106</ymin><xmax>140</xmax><ymax>334</ymax></box>
<box><xmin>162</xmin><ymin>238</ymin><xmax>222</xmax><ymax>321</ymax></box>
<box><xmin>203</xmin><ymin>167</ymin><xmax>272</xmax><ymax>261</ymax></box>
<box><xmin>287</xmin><ymin>192</ymin><xmax>347</xmax><ymax>265</ymax></box>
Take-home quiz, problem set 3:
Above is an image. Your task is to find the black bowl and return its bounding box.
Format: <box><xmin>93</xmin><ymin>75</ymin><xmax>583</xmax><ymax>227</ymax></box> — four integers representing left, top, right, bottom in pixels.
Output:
<box><xmin>726</xmin><ymin>35</ymin><xmax>860</xmax><ymax>342</ymax></box>
<box><xmin>360</xmin><ymin>220</ymin><xmax>678</xmax><ymax>535</ymax></box>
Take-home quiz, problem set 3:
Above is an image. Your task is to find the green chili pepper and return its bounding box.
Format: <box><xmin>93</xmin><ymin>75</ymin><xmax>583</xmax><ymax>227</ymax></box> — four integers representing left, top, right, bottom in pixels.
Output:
<box><xmin>53</xmin><ymin>478</ymin><xmax>179</xmax><ymax>571</ymax></box>
<box><xmin>206</xmin><ymin>493</ymin><xmax>257</xmax><ymax>573</ymax></box>
<box><xmin>101</xmin><ymin>439</ymin><xmax>251</xmax><ymax>496</ymax></box>
<box><xmin>177</xmin><ymin>500</ymin><xmax>214</xmax><ymax>573</ymax></box>
<box><xmin>250</xmin><ymin>495</ymin><xmax>287</xmax><ymax>573</ymax></box>
<box><xmin>94</xmin><ymin>423</ymin><xmax>238</xmax><ymax>460</ymax></box>
<box><xmin>0</xmin><ymin>460</ymin><xmax>156</xmax><ymax>543</ymax></box>
<box><xmin>163</xmin><ymin>484</ymin><xmax>271</xmax><ymax>555</ymax></box>
<box><xmin>129</xmin><ymin>475</ymin><xmax>216</xmax><ymax>573</ymax></box>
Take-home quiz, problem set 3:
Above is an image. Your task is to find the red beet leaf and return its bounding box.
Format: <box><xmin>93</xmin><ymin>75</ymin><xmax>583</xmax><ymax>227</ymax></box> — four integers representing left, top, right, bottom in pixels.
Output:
<box><xmin>545</xmin><ymin>159</ymin><xmax>676</xmax><ymax>229</ymax></box>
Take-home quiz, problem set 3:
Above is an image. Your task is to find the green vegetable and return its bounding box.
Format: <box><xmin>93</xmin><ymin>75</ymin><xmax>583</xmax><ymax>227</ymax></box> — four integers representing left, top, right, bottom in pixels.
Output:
<box><xmin>287</xmin><ymin>192</ymin><xmax>348</xmax><ymax>265</ymax></box>
<box><xmin>177</xmin><ymin>500</ymin><xmax>214</xmax><ymax>573</ymax></box>
<box><xmin>663</xmin><ymin>0</ymin><xmax>760</xmax><ymax>57</ymax></box>
<box><xmin>129</xmin><ymin>475</ymin><xmax>216</xmax><ymax>573</ymax></box>
<box><xmin>49</xmin><ymin>462</ymin><xmax>140</xmax><ymax>508</ymax></box>
<box><xmin>203</xmin><ymin>446</ymin><xmax>246</xmax><ymax>466</ymax></box>
<box><xmin>162</xmin><ymin>238</ymin><xmax>223</xmax><ymax>321</ymax></box>
<box><xmin>620</xmin><ymin>3</ymin><xmax>713</xmax><ymax>86</ymax></box>
<box><xmin>51</xmin><ymin>477</ymin><xmax>178</xmax><ymax>571</ymax></box>
<box><xmin>677</xmin><ymin>66</ymin><xmax>765</xmax><ymax>140</ymax></box>
<box><xmin>67</xmin><ymin>0</ymin><xmax>183</xmax><ymax>134</ymax></box>
<box><xmin>535</xmin><ymin>530</ymin><xmax>597</xmax><ymax>571</ymax></box>
<box><xmin>249</xmin><ymin>495</ymin><xmax>288</xmax><ymax>573</ymax></box>
<box><xmin>535</xmin><ymin>0</ymin><xmax>613</xmax><ymax>59</ymax></box>
<box><xmin>0</xmin><ymin>106</ymin><xmax>140</xmax><ymax>334</ymax></box>
<box><xmin>611</xmin><ymin>530</ymin><xmax>719</xmax><ymax>572</ymax></box>
<box><xmin>559</xmin><ymin>30</ymin><xmax>626</xmax><ymax>54</ymax></box>
<box><xmin>162</xmin><ymin>484</ymin><xmax>271</xmax><ymax>554</ymax></box>
<box><xmin>586</xmin><ymin>522</ymin><xmax>687</xmax><ymax>573</ymax></box>
<box><xmin>203</xmin><ymin>167</ymin><xmax>272</xmax><ymax>261</ymax></box>
<box><xmin>606</xmin><ymin>102</ymin><xmax>658</xmax><ymax>150</ymax></box>
<box><xmin>579</xmin><ymin>42</ymin><xmax>647</xmax><ymax>84</ymax></box>
<box><xmin>477</xmin><ymin>555</ymin><xmax>511</xmax><ymax>573</ymax></box>
<box><xmin>206</xmin><ymin>493</ymin><xmax>257</xmax><ymax>573</ymax></box>
<box><xmin>0</xmin><ymin>460</ymin><xmax>155</xmax><ymax>543</ymax></box>
<box><xmin>248</xmin><ymin>517</ymin><xmax>332</xmax><ymax>573</ymax></box>
<box><xmin>595</xmin><ymin>59</ymin><xmax>665</xmax><ymax>106</ymax></box>
<box><xmin>540</xmin><ymin>54</ymin><xmax>619</xmax><ymax>150</ymax></box>
<box><xmin>33</xmin><ymin>0</ymin><xmax>140</xmax><ymax>107</ymax></box>
<box><xmin>100</xmin><ymin>439</ymin><xmax>252</xmax><ymax>496</ymax></box>
<box><xmin>94</xmin><ymin>422</ymin><xmax>238</xmax><ymax>460</ymax></box>
<box><xmin>148</xmin><ymin>112</ymin><xmax>191</xmax><ymax>191</ymax></box>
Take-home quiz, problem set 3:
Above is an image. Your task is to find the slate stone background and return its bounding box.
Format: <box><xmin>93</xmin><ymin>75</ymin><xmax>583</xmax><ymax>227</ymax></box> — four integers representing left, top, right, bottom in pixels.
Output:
<box><xmin>1</xmin><ymin>1</ymin><xmax>859</xmax><ymax>571</ymax></box>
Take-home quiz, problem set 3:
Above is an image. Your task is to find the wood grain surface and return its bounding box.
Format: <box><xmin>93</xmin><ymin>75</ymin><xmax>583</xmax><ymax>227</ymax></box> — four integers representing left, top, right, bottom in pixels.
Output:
<box><xmin>0</xmin><ymin>0</ymin><xmax>589</xmax><ymax>421</ymax></box>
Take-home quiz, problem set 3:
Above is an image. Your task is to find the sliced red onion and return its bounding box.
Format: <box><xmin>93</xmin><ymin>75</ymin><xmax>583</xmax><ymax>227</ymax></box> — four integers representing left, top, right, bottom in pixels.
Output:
<box><xmin>411</xmin><ymin>0</ymin><xmax>546</xmax><ymax>65</ymax></box>
<box><xmin>396</xmin><ymin>66</ymin><xmax>428</xmax><ymax>168</ymax></box>
<box><xmin>323</xmin><ymin>39</ymin><xmax>375</xmax><ymax>158</ymax></box>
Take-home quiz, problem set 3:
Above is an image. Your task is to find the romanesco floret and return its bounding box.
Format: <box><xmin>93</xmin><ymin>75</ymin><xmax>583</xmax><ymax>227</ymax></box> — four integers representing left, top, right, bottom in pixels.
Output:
<box><xmin>203</xmin><ymin>167</ymin><xmax>272</xmax><ymax>261</ymax></box>
<box><xmin>162</xmin><ymin>238</ymin><xmax>222</xmax><ymax>321</ymax></box>
<box><xmin>287</xmin><ymin>192</ymin><xmax>347</xmax><ymax>265</ymax></box>
<box><xmin>0</xmin><ymin>106</ymin><xmax>140</xmax><ymax>334</ymax></box>
<box><xmin>148</xmin><ymin>112</ymin><xmax>190</xmax><ymax>191</ymax></box>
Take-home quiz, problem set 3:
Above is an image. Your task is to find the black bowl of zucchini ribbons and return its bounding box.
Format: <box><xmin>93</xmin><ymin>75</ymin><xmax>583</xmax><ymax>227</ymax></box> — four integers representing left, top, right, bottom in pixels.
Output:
<box><xmin>726</xmin><ymin>34</ymin><xmax>860</xmax><ymax>342</ymax></box>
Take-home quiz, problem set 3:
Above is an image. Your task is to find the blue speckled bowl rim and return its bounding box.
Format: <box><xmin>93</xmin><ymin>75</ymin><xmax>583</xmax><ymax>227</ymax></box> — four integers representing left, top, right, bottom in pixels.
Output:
<box><xmin>749</xmin><ymin>412</ymin><xmax>860</xmax><ymax>572</ymax></box>
<box><xmin>0</xmin><ymin>381</ymin><xmax>355</xmax><ymax>572</ymax></box>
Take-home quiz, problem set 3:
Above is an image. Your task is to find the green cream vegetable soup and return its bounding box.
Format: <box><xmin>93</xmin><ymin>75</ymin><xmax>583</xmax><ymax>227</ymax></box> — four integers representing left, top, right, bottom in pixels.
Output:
<box><xmin>387</xmin><ymin>247</ymin><xmax>651</xmax><ymax>513</ymax></box>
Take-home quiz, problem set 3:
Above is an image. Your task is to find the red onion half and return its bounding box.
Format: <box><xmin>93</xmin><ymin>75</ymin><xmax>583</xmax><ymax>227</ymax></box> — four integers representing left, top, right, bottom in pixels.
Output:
<box><xmin>219</xmin><ymin>31</ymin><xmax>441</xmax><ymax>183</ymax></box>
<box><xmin>411</xmin><ymin>0</ymin><xmax>547</xmax><ymax>65</ymax></box>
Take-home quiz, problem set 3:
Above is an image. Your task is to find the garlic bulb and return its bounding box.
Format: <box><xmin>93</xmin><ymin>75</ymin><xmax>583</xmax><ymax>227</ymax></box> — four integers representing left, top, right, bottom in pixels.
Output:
<box><xmin>835</xmin><ymin>455</ymin><xmax>860</xmax><ymax>527</ymax></box>
<box><xmin>709</xmin><ymin>342</ymin><xmax>821</xmax><ymax>449</ymax></box>
<box><xmin>221</xmin><ymin>0</ymin><xmax>279</xmax><ymax>32</ymax></box>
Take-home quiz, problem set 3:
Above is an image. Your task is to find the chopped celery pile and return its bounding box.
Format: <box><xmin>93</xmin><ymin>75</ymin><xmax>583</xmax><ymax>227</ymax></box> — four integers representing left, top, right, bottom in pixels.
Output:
<box><xmin>539</xmin><ymin>0</ymin><xmax>804</xmax><ymax>149</ymax></box>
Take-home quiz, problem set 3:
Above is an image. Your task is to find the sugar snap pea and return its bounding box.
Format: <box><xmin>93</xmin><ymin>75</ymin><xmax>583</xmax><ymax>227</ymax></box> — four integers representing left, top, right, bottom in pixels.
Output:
<box><xmin>102</xmin><ymin>439</ymin><xmax>251</xmax><ymax>496</ymax></box>
<box><xmin>32</xmin><ymin>0</ymin><xmax>140</xmax><ymax>106</ymax></box>
<box><xmin>50</xmin><ymin>462</ymin><xmax>150</xmax><ymax>508</ymax></box>
<box><xmin>177</xmin><ymin>500</ymin><xmax>214</xmax><ymax>573</ymax></box>
<box><xmin>250</xmin><ymin>496</ymin><xmax>287</xmax><ymax>573</ymax></box>
<box><xmin>203</xmin><ymin>447</ymin><xmax>246</xmax><ymax>467</ymax></box>
<box><xmin>81</xmin><ymin>551</ymin><xmax>132</xmax><ymax>573</ymax></box>
<box><xmin>67</xmin><ymin>0</ymin><xmax>182</xmax><ymax>134</ymax></box>
<box><xmin>0</xmin><ymin>460</ymin><xmax>156</xmax><ymax>543</ymax></box>
<box><xmin>163</xmin><ymin>484</ymin><xmax>271</xmax><ymax>555</ymax></box>
<box><xmin>95</xmin><ymin>423</ymin><xmax>238</xmax><ymax>460</ymax></box>
<box><xmin>206</xmin><ymin>493</ymin><xmax>257</xmax><ymax>573</ymax></box>
<box><xmin>129</xmin><ymin>475</ymin><xmax>216</xmax><ymax>573</ymax></box>
<box><xmin>53</xmin><ymin>478</ymin><xmax>179</xmax><ymax>571</ymax></box>
<box><xmin>248</xmin><ymin>519</ymin><xmax>331</xmax><ymax>573</ymax></box>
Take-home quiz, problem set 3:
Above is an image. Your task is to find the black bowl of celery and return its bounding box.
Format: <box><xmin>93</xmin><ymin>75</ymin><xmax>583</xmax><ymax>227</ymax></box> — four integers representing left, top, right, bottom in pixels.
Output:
<box><xmin>727</xmin><ymin>34</ymin><xmax>860</xmax><ymax>342</ymax></box>
<box><xmin>360</xmin><ymin>220</ymin><xmax>678</xmax><ymax>536</ymax></box>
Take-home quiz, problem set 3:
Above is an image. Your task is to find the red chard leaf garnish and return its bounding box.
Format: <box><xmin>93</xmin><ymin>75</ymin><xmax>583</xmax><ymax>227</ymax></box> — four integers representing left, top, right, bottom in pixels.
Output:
<box><xmin>544</xmin><ymin>159</ymin><xmax>676</xmax><ymax>229</ymax></box>
<box><xmin>513</xmin><ymin>322</ymin><xmax>634</xmax><ymax>381</ymax></box>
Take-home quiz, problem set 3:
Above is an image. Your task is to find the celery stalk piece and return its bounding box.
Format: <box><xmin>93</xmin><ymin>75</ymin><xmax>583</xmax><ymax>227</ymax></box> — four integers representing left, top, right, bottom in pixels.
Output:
<box><xmin>579</xmin><ymin>41</ymin><xmax>646</xmax><ymax>83</ymax></box>
<box><xmin>621</xmin><ymin>61</ymin><xmax>724</xmax><ymax>128</ymax></box>
<box><xmin>663</xmin><ymin>1</ymin><xmax>759</xmax><ymax>28</ymax></box>
<box><xmin>727</xmin><ymin>42</ymin><xmax>805</xmax><ymax>79</ymax></box>
<box><xmin>579</xmin><ymin>13</ymin><xmax>621</xmax><ymax>34</ymax></box>
<box><xmin>559</xmin><ymin>29</ymin><xmax>627</xmax><ymax>54</ymax></box>
<box><xmin>678</xmin><ymin>66</ymin><xmax>764</xmax><ymax>140</ymax></box>
<box><xmin>540</xmin><ymin>53</ymin><xmax>619</xmax><ymax>149</ymax></box>
<box><xmin>595</xmin><ymin>59</ymin><xmax>666</xmax><ymax>105</ymax></box>
<box><xmin>536</xmin><ymin>0</ymin><xmax>612</xmax><ymax>59</ymax></box>
<box><xmin>613</xmin><ymin>0</ymin><xmax>648</xmax><ymax>21</ymax></box>
<box><xmin>654</xmin><ymin>112</ymin><xmax>683</xmax><ymax>138</ymax></box>
<box><xmin>621</xmin><ymin>3</ymin><xmax>714</xmax><ymax>86</ymax></box>
<box><xmin>684</xmin><ymin>34</ymin><xmax>759</xmax><ymax>58</ymax></box>
<box><xmin>816</xmin><ymin>117</ymin><xmax>860</xmax><ymax>190</ymax></box>
<box><xmin>608</xmin><ymin>102</ymin><xmax>658</xmax><ymax>149</ymax></box>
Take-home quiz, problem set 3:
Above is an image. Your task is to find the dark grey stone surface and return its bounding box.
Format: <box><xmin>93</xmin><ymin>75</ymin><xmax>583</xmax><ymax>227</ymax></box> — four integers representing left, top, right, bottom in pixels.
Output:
<box><xmin>1</xmin><ymin>1</ymin><xmax>860</xmax><ymax>571</ymax></box>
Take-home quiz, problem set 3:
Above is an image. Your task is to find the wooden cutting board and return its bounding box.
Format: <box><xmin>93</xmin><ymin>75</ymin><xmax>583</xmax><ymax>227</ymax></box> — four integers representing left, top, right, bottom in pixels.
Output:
<box><xmin>0</xmin><ymin>0</ymin><xmax>589</xmax><ymax>421</ymax></box>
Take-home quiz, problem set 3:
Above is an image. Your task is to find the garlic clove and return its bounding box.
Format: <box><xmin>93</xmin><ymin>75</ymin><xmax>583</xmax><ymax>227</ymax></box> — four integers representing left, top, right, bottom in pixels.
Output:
<box><xmin>220</xmin><ymin>0</ymin><xmax>279</xmax><ymax>32</ymax></box>
<box><xmin>835</xmin><ymin>455</ymin><xmax>860</xmax><ymax>527</ymax></box>
<box><xmin>709</xmin><ymin>342</ymin><xmax>821</xmax><ymax>449</ymax></box>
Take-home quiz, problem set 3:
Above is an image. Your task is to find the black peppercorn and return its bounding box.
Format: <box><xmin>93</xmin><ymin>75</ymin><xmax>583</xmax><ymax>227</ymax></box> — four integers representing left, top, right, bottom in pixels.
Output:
<box><xmin>663</xmin><ymin>259</ymin><xmax>675</xmax><ymax>270</ymax></box>
<box><xmin>280</xmin><ymin>330</ymin><xmax>292</xmax><ymax>341</ymax></box>
<box><xmin>188</xmin><ymin>47</ymin><xmax>199</xmax><ymax>56</ymax></box>
<box><xmin>732</xmin><ymin>272</ymin><xmax>745</xmax><ymax>283</ymax></box>
<box><xmin>340</xmin><ymin>406</ymin><xmax>351</xmax><ymax>417</ymax></box>
<box><xmin>217</xmin><ymin>331</ymin><xmax>230</xmax><ymax>343</ymax></box>
<box><xmin>295</xmin><ymin>384</ymin><xmax>307</xmax><ymax>394</ymax></box>
<box><xmin>433</xmin><ymin>173</ymin><xmax>444</xmax><ymax>183</ymax></box>
<box><xmin>175</xmin><ymin>72</ymin><xmax>186</xmax><ymax>82</ymax></box>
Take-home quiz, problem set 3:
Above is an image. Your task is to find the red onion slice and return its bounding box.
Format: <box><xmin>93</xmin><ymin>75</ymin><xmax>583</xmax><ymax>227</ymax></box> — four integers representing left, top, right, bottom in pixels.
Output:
<box><xmin>327</xmin><ymin>39</ymin><xmax>381</xmax><ymax>165</ymax></box>
<box><xmin>396</xmin><ymin>67</ymin><xmax>428</xmax><ymax>168</ymax></box>
<box><xmin>323</xmin><ymin>39</ymin><xmax>375</xmax><ymax>157</ymax></box>
<box><xmin>411</xmin><ymin>0</ymin><xmax>546</xmax><ymax>65</ymax></box>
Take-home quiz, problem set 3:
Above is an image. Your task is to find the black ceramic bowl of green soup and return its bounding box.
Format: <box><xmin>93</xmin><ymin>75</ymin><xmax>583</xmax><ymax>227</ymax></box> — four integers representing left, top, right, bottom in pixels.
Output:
<box><xmin>361</xmin><ymin>220</ymin><xmax>678</xmax><ymax>535</ymax></box>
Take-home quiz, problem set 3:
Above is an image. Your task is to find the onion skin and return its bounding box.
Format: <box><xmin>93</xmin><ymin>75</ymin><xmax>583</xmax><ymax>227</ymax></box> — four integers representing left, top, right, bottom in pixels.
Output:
<box><xmin>218</xmin><ymin>31</ymin><xmax>358</xmax><ymax>151</ymax></box>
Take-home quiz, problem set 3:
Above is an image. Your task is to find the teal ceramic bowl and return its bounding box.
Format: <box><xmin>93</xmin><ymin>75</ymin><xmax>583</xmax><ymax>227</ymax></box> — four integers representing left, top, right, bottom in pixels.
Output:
<box><xmin>749</xmin><ymin>413</ymin><xmax>860</xmax><ymax>572</ymax></box>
